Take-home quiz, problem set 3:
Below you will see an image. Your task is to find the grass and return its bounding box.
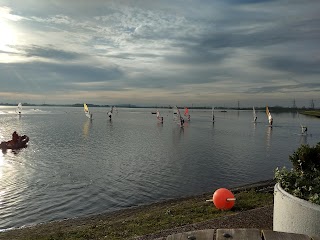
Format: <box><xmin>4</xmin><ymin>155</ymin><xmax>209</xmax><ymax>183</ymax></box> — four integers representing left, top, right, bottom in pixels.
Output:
<box><xmin>300</xmin><ymin>110</ymin><xmax>320</xmax><ymax>118</ymax></box>
<box><xmin>0</xmin><ymin>189</ymin><xmax>273</xmax><ymax>240</ymax></box>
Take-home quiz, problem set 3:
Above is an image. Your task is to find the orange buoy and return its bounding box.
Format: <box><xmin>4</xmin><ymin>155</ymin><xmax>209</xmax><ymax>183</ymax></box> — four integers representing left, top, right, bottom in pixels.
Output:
<box><xmin>212</xmin><ymin>188</ymin><xmax>235</xmax><ymax>210</ymax></box>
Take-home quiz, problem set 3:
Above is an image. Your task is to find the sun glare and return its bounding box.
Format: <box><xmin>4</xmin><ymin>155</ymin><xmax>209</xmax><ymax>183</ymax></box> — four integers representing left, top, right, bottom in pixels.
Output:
<box><xmin>0</xmin><ymin>21</ymin><xmax>17</xmax><ymax>51</ymax></box>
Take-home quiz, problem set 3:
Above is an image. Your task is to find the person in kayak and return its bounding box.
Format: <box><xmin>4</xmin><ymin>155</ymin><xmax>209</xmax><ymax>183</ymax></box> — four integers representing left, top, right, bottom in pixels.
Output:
<box><xmin>12</xmin><ymin>131</ymin><xmax>19</xmax><ymax>144</ymax></box>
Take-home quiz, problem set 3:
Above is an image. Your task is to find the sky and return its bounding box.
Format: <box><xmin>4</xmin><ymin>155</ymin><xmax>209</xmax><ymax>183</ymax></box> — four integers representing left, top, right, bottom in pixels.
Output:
<box><xmin>0</xmin><ymin>0</ymin><xmax>319</xmax><ymax>107</ymax></box>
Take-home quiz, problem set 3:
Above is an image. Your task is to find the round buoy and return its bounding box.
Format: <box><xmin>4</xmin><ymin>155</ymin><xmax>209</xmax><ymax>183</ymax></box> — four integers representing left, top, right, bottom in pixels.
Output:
<box><xmin>212</xmin><ymin>188</ymin><xmax>235</xmax><ymax>210</ymax></box>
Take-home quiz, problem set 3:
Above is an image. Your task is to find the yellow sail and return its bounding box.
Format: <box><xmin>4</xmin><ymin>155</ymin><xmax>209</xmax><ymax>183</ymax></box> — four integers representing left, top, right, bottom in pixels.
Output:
<box><xmin>266</xmin><ymin>106</ymin><xmax>270</xmax><ymax>116</ymax></box>
<box><xmin>84</xmin><ymin>103</ymin><xmax>89</xmax><ymax>112</ymax></box>
<box><xmin>83</xmin><ymin>103</ymin><xmax>92</xmax><ymax>119</ymax></box>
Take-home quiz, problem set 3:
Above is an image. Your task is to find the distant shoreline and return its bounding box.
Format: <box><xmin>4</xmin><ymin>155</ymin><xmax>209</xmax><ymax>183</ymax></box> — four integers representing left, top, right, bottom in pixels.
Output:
<box><xmin>1</xmin><ymin>103</ymin><xmax>318</xmax><ymax>112</ymax></box>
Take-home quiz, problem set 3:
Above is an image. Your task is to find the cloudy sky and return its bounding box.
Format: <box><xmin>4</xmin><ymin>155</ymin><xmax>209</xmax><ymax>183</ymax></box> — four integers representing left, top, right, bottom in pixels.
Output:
<box><xmin>0</xmin><ymin>0</ymin><xmax>319</xmax><ymax>107</ymax></box>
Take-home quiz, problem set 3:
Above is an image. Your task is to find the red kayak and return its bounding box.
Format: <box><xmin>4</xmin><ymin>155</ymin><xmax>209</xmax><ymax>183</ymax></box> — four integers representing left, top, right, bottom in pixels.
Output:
<box><xmin>0</xmin><ymin>135</ymin><xmax>29</xmax><ymax>150</ymax></box>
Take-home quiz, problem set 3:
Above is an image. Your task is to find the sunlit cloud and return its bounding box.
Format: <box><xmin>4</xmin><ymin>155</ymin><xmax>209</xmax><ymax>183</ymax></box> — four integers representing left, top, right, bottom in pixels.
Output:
<box><xmin>0</xmin><ymin>6</ymin><xmax>24</xmax><ymax>21</ymax></box>
<box><xmin>0</xmin><ymin>0</ymin><xmax>319</xmax><ymax>107</ymax></box>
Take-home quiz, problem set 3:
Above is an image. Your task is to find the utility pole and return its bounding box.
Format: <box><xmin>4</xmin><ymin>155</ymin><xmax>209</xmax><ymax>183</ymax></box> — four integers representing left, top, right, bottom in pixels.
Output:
<box><xmin>310</xmin><ymin>99</ymin><xmax>315</xmax><ymax>109</ymax></box>
<box><xmin>292</xmin><ymin>99</ymin><xmax>297</xmax><ymax>109</ymax></box>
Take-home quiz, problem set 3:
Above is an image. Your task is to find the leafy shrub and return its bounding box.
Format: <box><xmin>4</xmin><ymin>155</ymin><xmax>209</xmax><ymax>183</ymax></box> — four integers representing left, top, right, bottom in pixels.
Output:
<box><xmin>275</xmin><ymin>142</ymin><xmax>320</xmax><ymax>204</ymax></box>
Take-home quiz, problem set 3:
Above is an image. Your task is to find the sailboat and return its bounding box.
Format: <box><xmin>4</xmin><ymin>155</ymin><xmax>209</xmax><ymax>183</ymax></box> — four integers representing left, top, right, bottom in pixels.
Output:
<box><xmin>184</xmin><ymin>107</ymin><xmax>190</xmax><ymax>121</ymax></box>
<box><xmin>16</xmin><ymin>102</ymin><xmax>22</xmax><ymax>115</ymax></box>
<box><xmin>156</xmin><ymin>110</ymin><xmax>163</xmax><ymax>123</ymax></box>
<box><xmin>297</xmin><ymin>112</ymin><xmax>308</xmax><ymax>135</ymax></box>
<box><xmin>253</xmin><ymin>106</ymin><xmax>257</xmax><ymax>123</ymax></box>
<box><xmin>84</xmin><ymin>103</ymin><xmax>92</xmax><ymax>119</ymax></box>
<box><xmin>107</xmin><ymin>106</ymin><xmax>113</xmax><ymax>120</ymax></box>
<box><xmin>212</xmin><ymin>106</ymin><xmax>215</xmax><ymax>123</ymax></box>
<box><xmin>172</xmin><ymin>106</ymin><xmax>179</xmax><ymax>122</ymax></box>
<box><xmin>266</xmin><ymin>106</ymin><xmax>273</xmax><ymax>126</ymax></box>
<box><xmin>173</xmin><ymin>106</ymin><xmax>184</xmax><ymax>127</ymax></box>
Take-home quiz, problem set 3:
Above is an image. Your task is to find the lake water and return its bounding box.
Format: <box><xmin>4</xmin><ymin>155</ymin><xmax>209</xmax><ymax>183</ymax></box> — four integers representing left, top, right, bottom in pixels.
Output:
<box><xmin>0</xmin><ymin>106</ymin><xmax>319</xmax><ymax>230</ymax></box>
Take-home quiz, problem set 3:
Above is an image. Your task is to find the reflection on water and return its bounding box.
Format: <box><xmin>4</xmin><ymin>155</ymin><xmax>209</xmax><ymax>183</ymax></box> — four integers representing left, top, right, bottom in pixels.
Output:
<box><xmin>0</xmin><ymin>107</ymin><xmax>319</xmax><ymax>230</ymax></box>
<box><xmin>253</xmin><ymin>122</ymin><xmax>257</xmax><ymax>132</ymax></box>
<box><xmin>82</xmin><ymin>119</ymin><xmax>92</xmax><ymax>138</ymax></box>
<box><xmin>172</xmin><ymin>126</ymin><xmax>184</xmax><ymax>145</ymax></box>
<box><xmin>0</xmin><ymin>152</ymin><xmax>4</xmax><ymax>175</ymax></box>
<box><xmin>299</xmin><ymin>134</ymin><xmax>308</xmax><ymax>145</ymax></box>
<box><xmin>266</xmin><ymin>126</ymin><xmax>273</xmax><ymax>149</ymax></box>
<box><xmin>0</xmin><ymin>153</ymin><xmax>5</xmax><ymax>210</ymax></box>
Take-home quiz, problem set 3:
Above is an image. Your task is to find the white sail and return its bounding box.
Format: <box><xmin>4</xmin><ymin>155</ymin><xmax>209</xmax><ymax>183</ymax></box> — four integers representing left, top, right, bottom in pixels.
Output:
<box><xmin>16</xmin><ymin>103</ymin><xmax>22</xmax><ymax>114</ymax></box>
<box><xmin>156</xmin><ymin>110</ymin><xmax>163</xmax><ymax>123</ymax></box>
<box><xmin>266</xmin><ymin>106</ymin><xmax>273</xmax><ymax>125</ymax></box>
<box><xmin>107</xmin><ymin>106</ymin><xmax>113</xmax><ymax>119</ymax></box>
<box><xmin>297</xmin><ymin>112</ymin><xmax>308</xmax><ymax>135</ymax></box>
<box><xmin>84</xmin><ymin>103</ymin><xmax>92</xmax><ymax>119</ymax></box>
<box><xmin>173</xmin><ymin>106</ymin><xmax>180</xmax><ymax>122</ymax></box>
<box><xmin>173</xmin><ymin>106</ymin><xmax>184</xmax><ymax>127</ymax></box>
<box><xmin>253</xmin><ymin>106</ymin><xmax>257</xmax><ymax>122</ymax></box>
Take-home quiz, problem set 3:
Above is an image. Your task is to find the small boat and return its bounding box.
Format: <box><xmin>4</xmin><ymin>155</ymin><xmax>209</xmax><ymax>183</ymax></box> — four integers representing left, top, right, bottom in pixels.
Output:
<box><xmin>0</xmin><ymin>135</ymin><xmax>29</xmax><ymax>150</ymax></box>
<box><xmin>173</xmin><ymin>106</ymin><xmax>184</xmax><ymax>127</ymax></box>
<box><xmin>84</xmin><ymin>103</ymin><xmax>93</xmax><ymax>119</ymax></box>
<box><xmin>253</xmin><ymin>106</ymin><xmax>257</xmax><ymax>123</ymax></box>
<box><xmin>156</xmin><ymin>110</ymin><xmax>164</xmax><ymax>123</ymax></box>
<box><xmin>107</xmin><ymin>106</ymin><xmax>114</xmax><ymax>120</ymax></box>
<box><xmin>16</xmin><ymin>102</ymin><xmax>22</xmax><ymax>115</ymax></box>
<box><xmin>184</xmin><ymin>107</ymin><xmax>190</xmax><ymax>121</ymax></box>
<box><xmin>297</xmin><ymin>112</ymin><xmax>308</xmax><ymax>135</ymax></box>
<box><xmin>266</xmin><ymin>106</ymin><xmax>273</xmax><ymax>126</ymax></box>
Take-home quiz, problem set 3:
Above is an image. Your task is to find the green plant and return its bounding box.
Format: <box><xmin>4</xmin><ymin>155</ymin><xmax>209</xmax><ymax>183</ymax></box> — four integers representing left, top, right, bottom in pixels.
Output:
<box><xmin>275</xmin><ymin>142</ymin><xmax>320</xmax><ymax>204</ymax></box>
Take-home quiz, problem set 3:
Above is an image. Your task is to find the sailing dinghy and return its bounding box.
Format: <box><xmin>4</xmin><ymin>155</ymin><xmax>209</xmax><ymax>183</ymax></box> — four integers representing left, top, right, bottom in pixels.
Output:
<box><xmin>253</xmin><ymin>106</ymin><xmax>257</xmax><ymax>123</ymax></box>
<box><xmin>173</xmin><ymin>106</ymin><xmax>184</xmax><ymax>127</ymax></box>
<box><xmin>156</xmin><ymin>110</ymin><xmax>163</xmax><ymax>123</ymax></box>
<box><xmin>297</xmin><ymin>112</ymin><xmax>308</xmax><ymax>135</ymax></box>
<box><xmin>84</xmin><ymin>103</ymin><xmax>93</xmax><ymax>119</ymax></box>
<box><xmin>184</xmin><ymin>107</ymin><xmax>190</xmax><ymax>121</ymax></box>
<box><xmin>16</xmin><ymin>103</ymin><xmax>22</xmax><ymax>115</ymax></box>
<box><xmin>266</xmin><ymin>106</ymin><xmax>273</xmax><ymax>126</ymax></box>
<box><xmin>107</xmin><ymin>106</ymin><xmax>113</xmax><ymax>120</ymax></box>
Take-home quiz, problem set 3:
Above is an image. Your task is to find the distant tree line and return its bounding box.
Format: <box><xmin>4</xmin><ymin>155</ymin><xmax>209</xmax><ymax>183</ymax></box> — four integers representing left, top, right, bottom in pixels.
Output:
<box><xmin>0</xmin><ymin>102</ymin><xmax>318</xmax><ymax>112</ymax></box>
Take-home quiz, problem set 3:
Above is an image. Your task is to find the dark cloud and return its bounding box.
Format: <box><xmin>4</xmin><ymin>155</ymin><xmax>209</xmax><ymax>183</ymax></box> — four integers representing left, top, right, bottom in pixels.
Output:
<box><xmin>14</xmin><ymin>45</ymin><xmax>84</xmax><ymax>60</ymax></box>
<box><xmin>246</xmin><ymin>83</ymin><xmax>320</xmax><ymax>94</ymax></box>
<box><xmin>1</xmin><ymin>0</ymin><xmax>320</xmax><ymax>105</ymax></box>
<box><xmin>260</xmin><ymin>56</ymin><xmax>320</xmax><ymax>75</ymax></box>
<box><xmin>224</xmin><ymin>0</ymin><xmax>275</xmax><ymax>4</ymax></box>
<box><xmin>122</xmin><ymin>68</ymin><xmax>227</xmax><ymax>90</ymax></box>
<box><xmin>103</xmin><ymin>52</ymin><xmax>161</xmax><ymax>60</ymax></box>
<box><xmin>198</xmin><ymin>25</ymin><xmax>305</xmax><ymax>50</ymax></box>
<box><xmin>0</xmin><ymin>61</ymin><xmax>124</xmax><ymax>93</ymax></box>
<box><xmin>165</xmin><ymin>41</ymin><xmax>231</xmax><ymax>64</ymax></box>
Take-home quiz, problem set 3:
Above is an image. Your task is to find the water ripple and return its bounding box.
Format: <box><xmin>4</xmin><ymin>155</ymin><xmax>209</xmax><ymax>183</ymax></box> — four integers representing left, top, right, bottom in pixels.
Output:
<box><xmin>0</xmin><ymin>107</ymin><xmax>319</xmax><ymax>229</ymax></box>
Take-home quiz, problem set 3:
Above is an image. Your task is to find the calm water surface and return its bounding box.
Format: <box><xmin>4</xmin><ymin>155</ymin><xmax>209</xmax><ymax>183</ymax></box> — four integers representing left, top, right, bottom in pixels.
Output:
<box><xmin>0</xmin><ymin>106</ymin><xmax>319</xmax><ymax>230</ymax></box>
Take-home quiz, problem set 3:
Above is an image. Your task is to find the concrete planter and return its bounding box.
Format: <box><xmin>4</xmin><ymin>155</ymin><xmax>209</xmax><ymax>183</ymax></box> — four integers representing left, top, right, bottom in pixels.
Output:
<box><xmin>273</xmin><ymin>183</ymin><xmax>320</xmax><ymax>236</ymax></box>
